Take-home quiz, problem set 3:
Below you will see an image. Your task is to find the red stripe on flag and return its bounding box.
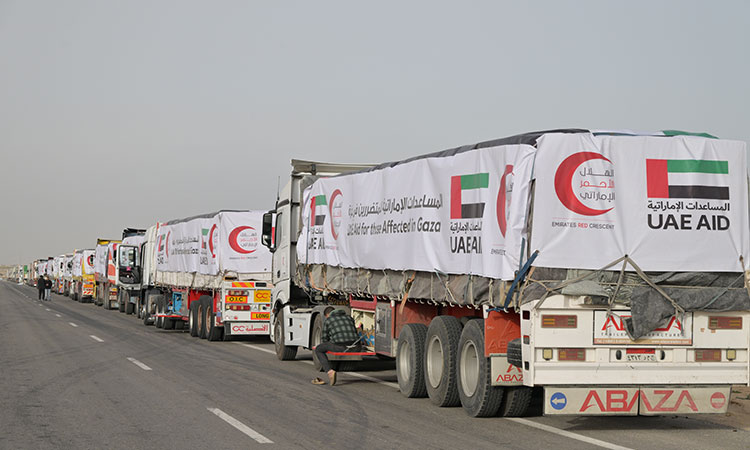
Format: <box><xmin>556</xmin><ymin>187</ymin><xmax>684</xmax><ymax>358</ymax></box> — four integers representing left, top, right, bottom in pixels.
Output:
<box><xmin>646</xmin><ymin>159</ymin><xmax>669</xmax><ymax>198</ymax></box>
<box><xmin>310</xmin><ymin>197</ymin><xmax>316</xmax><ymax>227</ymax></box>
<box><xmin>450</xmin><ymin>176</ymin><xmax>462</xmax><ymax>219</ymax></box>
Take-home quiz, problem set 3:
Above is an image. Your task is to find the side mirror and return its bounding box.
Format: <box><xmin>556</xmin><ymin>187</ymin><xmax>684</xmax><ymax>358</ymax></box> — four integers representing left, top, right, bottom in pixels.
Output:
<box><xmin>261</xmin><ymin>211</ymin><xmax>275</xmax><ymax>251</ymax></box>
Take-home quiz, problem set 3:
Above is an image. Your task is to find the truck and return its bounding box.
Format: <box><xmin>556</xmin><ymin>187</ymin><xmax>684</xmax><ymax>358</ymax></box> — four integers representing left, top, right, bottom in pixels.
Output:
<box><xmin>143</xmin><ymin>210</ymin><xmax>273</xmax><ymax>341</ymax></box>
<box><xmin>94</xmin><ymin>239</ymin><xmax>121</xmax><ymax>309</ymax></box>
<box><xmin>70</xmin><ymin>249</ymin><xmax>96</xmax><ymax>302</ymax></box>
<box><xmin>62</xmin><ymin>254</ymin><xmax>74</xmax><ymax>296</ymax></box>
<box><xmin>263</xmin><ymin>130</ymin><xmax>750</xmax><ymax>418</ymax></box>
<box><xmin>115</xmin><ymin>230</ymin><xmax>146</xmax><ymax>314</ymax></box>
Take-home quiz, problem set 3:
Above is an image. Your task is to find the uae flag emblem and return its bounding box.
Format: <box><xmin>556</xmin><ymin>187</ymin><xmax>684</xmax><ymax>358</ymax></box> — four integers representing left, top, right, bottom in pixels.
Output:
<box><xmin>310</xmin><ymin>195</ymin><xmax>327</xmax><ymax>226</ymax></box>
<box><xmin>646</xmin><ymin>159</ymin><xmax>729</xmax><ymax>199</ymax></box>
<box><xmin>158</xmin><ymin>234</ymin><xmax>165</xmax><ymax>252</ymax></box>
<box><xmin>201</xmin><ymin>228</ymin><xmax>209</xmax><ymax>249</ymax></box>
<box><xmin>451</xmin><ymin>172</ymin><xmax>489</xmax><ymax>219</ymax></box>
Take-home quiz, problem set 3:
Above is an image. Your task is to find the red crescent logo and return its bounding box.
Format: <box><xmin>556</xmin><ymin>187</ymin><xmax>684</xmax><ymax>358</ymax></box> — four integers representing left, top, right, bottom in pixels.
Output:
<box><xmin>229</xmin><ymin>226</ymin><xmax>256</xmax><ymax>254</ymax></box>
<box><xmin>496</xmin><ymin>165</ymin><xmax>514</xmax><ymax>237</ymax></box>
<box><xmin>208</xmin><ymin>224</ymin><xmax>217</xmax><ymax>258</ymax></box>
<box><xmin>554</xmin><ymin>152</ymin><xmax>613</xmax><ymax>216</ymax></box>
<box><xmin>329</xmin><ymin>189</ymin><xmax>342</xmax><ymax>240</ymax></box>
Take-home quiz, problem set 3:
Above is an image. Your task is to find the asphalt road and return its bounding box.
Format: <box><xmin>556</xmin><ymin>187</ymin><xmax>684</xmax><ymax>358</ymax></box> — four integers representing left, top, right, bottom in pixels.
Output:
<box><xmin>1</xmin><ymin>280</ymin><xmax>748</xmax><ymax>450</ymax></box>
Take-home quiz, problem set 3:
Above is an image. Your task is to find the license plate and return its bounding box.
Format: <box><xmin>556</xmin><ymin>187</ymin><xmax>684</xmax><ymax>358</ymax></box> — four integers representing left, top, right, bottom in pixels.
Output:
<box><xmin>253</xmin><ymin>290</ymin><xmax>271</xmax><ymax>303</ymax></box>
<box><xmin>250</xmin><ymin>312</ymin><xmax>270</xmax><ymax>321</ymax></box>
<box><xmin>226</xmin><ymin>295</ymin><xmax>248</xmax><ymax>303</ymax></box>
<box><xmin>228</xmin><ymin>323</ymin><xmax>269</xmax><ymax>335</ymax></box>
<box><xmin>626</xmin><ymin>353</ymin><xmax>656</xmax><ymax>362</ymax></box>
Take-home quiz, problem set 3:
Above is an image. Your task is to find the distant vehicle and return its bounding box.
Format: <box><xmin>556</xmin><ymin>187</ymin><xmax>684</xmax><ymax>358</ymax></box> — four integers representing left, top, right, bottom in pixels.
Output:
<box><xmin>70</xmin><ymin>249</ymin><xmax>96</xmax><ymax>302</ymax></box>
<box><xmin>141</xmin><ymin>211</ymin><xmax>273</xmax><ymax>341</ymax></box>
<box><xmin>94</xmin><ymin>239</ymin><xmax>121</xmax><ymax>309</ymax></box>
<box><xmin>264</xmin><ymin>130</ymin><xmax>750</xmax><ymax>418</ymax></box>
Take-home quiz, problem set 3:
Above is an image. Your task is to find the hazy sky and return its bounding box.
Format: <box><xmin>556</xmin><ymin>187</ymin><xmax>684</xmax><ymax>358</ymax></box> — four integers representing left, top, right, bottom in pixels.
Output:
<box><xmin>1</xmin><ymin>0</ymin><xmax>749</xmax><ymax>264</ymax></box>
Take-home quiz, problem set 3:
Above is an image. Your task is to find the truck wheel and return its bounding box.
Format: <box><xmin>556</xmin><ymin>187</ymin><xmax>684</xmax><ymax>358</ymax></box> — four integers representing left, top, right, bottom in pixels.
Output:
<box><xmin>118</xmin><ymin>291</ymin><xmax>126</xmax><ymax>313</ymax></box>
<box><xmin>198</xmin><ymin>296</ymin><xmax>210</xmax><ymax>339</ymax></box>
<box><xmin>507</xmin><ymin>338</ymin><xmax>522</xmax><ymax>368</ymax></box>
<box><xmin>424</xmin><ymin>316</ymin><xmax>462</xmax><ymax>407</ymax></box>
<box><xmin>274</xmin><ymin>311</ymin><xmax>298</xmax><ymax>361</ymax></box>
<box><xmin>499</xmin><ymin>386</ymin><xmax>533</xmax><ymax>417</ymax></box>
<box><xmin>102</xmin><ymin>289</ymin><xmax>111</xmax><ymax>310</ymax></box>
<box><xmin>456</xmin><ymin>319</ymin><xmax>503</xmax><ymax>417</ymax></box>
<box><xmin>174</xmin><ymin>320</ymin><xmax>185</xmax><ymax>330</ymax></box>
<box><xmin>163</xmin><ymin>318</ymin><xmax>175</xmax><ymax>330</ymax></box>
<box><xmin>125</xmin><ymin>298</ymin><xmax>135</xmax><ymax>315</ymax></box>
<box><xmin>142</xmin><ymin>310</ymin><xmax>151</xmax><ymax>326</ymax></box>
<box><xmin>189</xmin><ymin>301</ymin><xmax>199</xmax><ymax>337</ymax></box>
<box><xmin>155</xmin><ymin>297</ymin><xmax>164</xmax><ymax>328</ymax></box>
<box><xmin>396</xmin><ymin>323</ymin><xmax>428</xmax><ymax>398</ymax></box>
<box><xmin>310</xmin><ymin>314</ymin><xmax>324</xmax><ymax>371</ymax></box>
<box><xmin>205</xmin><ymin>296</ymin><xmax>223</xmax><ymax>341</ymax></box>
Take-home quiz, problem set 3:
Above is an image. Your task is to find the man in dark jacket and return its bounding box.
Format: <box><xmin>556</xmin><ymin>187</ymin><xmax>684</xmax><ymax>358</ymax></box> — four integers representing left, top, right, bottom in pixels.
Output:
<box><xmin>313</xmin><ymin>307</ymin><xmax>360</xmax><ymax>386</ymax></box>
<box><xmin>44</xmin><ymin>275</ymin><xmax>52</xmax><ymax>301</ymax></box>
<box><xmin>37</xmin><ymin>276</ymin><xmax>45</xmax><ymax>300</ymax></box>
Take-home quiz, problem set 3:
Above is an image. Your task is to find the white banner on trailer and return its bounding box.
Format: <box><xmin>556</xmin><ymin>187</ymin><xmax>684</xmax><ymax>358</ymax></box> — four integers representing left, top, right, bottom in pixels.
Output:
<box><xmin>156</xmin><ymin>211</ymin><xmax>271</xmax><ymax>275</ymax></box>
<box><xmin>530</xmin><ymin>133</ymin><xmax>750</xmax><ymax>272</ymax></box>
<box><xmin>297</xmin><ymin>145</ymin><xmax>536</xmax><ymax>280</ymax></box>
<box><xmin>94</xmin><ymin>245</ymin><xmax>108</xmax><ymax>276</ymax></box>
<box><xmin>218</xmin><ymin>211</ymin><xmax>272</xmax><ymax>273</ymax></box>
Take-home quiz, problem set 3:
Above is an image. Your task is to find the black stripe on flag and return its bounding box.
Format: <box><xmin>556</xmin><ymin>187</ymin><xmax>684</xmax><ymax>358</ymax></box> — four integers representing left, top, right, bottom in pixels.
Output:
<box><xmin>461</xmin><ymin>203</ymin><xmax>485</xmax><ymax>219</ymax></box>
<box><xmin>669</xmin><ymin>185</ymin><xmax>729</xmax><ymax>200</ymax></box>
<box><xmin>314</xmin><ymin>215</ymin><xmax>326</xmax><ymax>226</ymax></box>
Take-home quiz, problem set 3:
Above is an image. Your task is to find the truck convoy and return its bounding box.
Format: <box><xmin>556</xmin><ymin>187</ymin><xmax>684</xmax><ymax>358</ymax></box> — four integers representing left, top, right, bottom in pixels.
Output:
<box><xmin>11</xmin><ymin>129</ymin><xmax>750</xmax><ymax>420</ymax></box>
<box><xmin>142</xmin><ymin>211</ymin><xmax>273</xmax><ymax>341</ymax></box>
<box><xmin>261</xmin><ymin>130</ymin><xmax>750</xmax><ymax>418</ymax></box>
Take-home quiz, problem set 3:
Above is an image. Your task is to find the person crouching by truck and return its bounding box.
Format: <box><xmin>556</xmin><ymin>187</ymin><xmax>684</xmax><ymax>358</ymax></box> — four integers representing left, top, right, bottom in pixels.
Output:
<box><xmin>37</xmin><ymin>275</ymin><xmax>45</xmax><ymax>300</ymax></box>
<box><xmin>312</xmin><ymin>307</ymin><xmax>360</xmax><ymax>386</ymax></box>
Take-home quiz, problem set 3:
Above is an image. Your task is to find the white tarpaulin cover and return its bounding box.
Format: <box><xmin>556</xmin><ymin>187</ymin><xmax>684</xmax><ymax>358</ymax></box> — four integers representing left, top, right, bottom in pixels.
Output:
<box><xmin>72</xmin><ymin>253</ymin><xmax>83</xmax><ymax>277</ymax></box>
<box><xmin>94</xmin><ymin>244</ymin><xmax>109</xmax><ymax>277</ymax></box>
<box><xmin>82</xmin><ymin>250</ymin><xmax>95</xmax><ymax>276</ymax></box>
<box><xmin>531</xmin><ymin>133</ymin><xmax>750</xmax><ymax>272</ymax></box>
<box><xmin>297</xmin><ymin>145</ymin><xmax>536</xmax><ymax>280</ymax></box>
<box><xmin>121</xmin><ymin>235</ymin><xmax>145</xmax><ymax>247</ymax></box>
<box><xmin>156</xmin><ymin>211</ymin><xmax>271</xmax><ymax>275</ymax></box>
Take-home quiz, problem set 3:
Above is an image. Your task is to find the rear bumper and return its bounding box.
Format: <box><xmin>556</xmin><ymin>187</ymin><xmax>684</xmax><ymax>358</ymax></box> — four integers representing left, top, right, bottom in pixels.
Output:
<box><xmin>544</xmin><ymin>385</ymin><xmax>731</xmax><ymax>415</ymax></box>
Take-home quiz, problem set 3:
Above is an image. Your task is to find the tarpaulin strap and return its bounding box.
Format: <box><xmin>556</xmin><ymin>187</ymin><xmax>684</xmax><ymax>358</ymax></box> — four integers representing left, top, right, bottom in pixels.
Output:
<box><xmin>435</xmin><ymin>269</ymin><xmax>458</xmax><ymax>305</ymax></box>
<box><xmin>532</xmin><ymin>255</ymin><xmax>629</xmax><ymax>310</ymax></box>
<box><xmin>515</xmin><ymin>266</ymin><xmax>536</xmax><ymax>310</ymax></box>
<box><xmin>503</xmin><ymin>250</ymin><xmax>539</xmax><ymax>311</ymax></box>
<box><xmin>698</xmin><ymin>272</ymin><xmax>745</xmax><ymax>310</ymax></box>
<box><xmin>625</xmin><ymin>257</ymin><xmax>686</xmax><ymax>316</ymax></box>
<box><xmin>606</xmin><ymin>257</ymin><xmax>629</xmax><ymax>319</ymax></box>
<box><xmin>398</xmin><ymin>272</ymin><xmax>417</xmax><ymax>316</ymax></box>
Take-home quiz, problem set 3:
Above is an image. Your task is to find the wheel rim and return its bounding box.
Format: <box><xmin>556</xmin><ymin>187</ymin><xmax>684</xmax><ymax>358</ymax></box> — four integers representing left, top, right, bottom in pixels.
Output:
<box><xmin>197</xmin><ymin>306</ymin><xmax>203</xmax><ymax>331</ymax></box>
<box><xmin>426</xmin><ymin>335</ymin><xmax>444</xmax><ymax>388</ymax></box>
<box><xmin>460</xmin><ymin>339</ymin><xmax>480</xmax><ymax>397</ymax></box>
<box><xmin>274</xmin><ymin>319</ymin><xmax>283</xmax><ymax>352</ymax></box>
<box><xmin>188</xmin><ymin>308</ymin><xmax>194</xmax><ymax>329</ymax></box>
<box><xmin>398</xmin><ymin>339</ymin><xmax>411</xmax><ymax>384</ymax></box>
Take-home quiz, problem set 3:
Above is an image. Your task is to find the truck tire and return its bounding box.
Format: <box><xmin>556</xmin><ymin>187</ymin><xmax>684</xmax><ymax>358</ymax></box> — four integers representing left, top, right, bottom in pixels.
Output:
<box><xmin>142</xmin><ymin>310</ymin><xmax>151</xmax><ymax>326</ymax></box>
<box><xmin>155</xmin><ymin>297</ymin><xmax>164</xmax><ymax>328</ymax></box>
<box><xmin>310</xmin><ymin>314</ymin><xmax>324</xmax><ymax>371</ymax></box>
<box><xmin>102</xmin><ymin>287</ymin><xmax>111</xmax><ymax>310</ymax></box>
<box><xmin>424</xmin><ymin>316</ymin><xmax>462</xmax><ymax>407</ymax></box>
<box><xmin>118</xmin><ymin>291</ymin><xmax>126</xmax><ymax>313</ymax></box>
<box><xmin>163</xmin><ymin>318</ymin><xmax>175</xmax><ymax>330</ymax></box>
<box><xmin>396</xmin><ymin>323</ymin><xmax>428</xmax><ymax>398</ymax></box>
<box><xmin>507</xmin><ymin>338</ymin><xmax>522</xmax><ymax>368</ymax></box>
<box><xmin>198</xmin><ymin>296</ymin><xmax>210</xmax><ymax>339</ymax></box>
<box><xmin>125</xmin><ymin>298</ymin><xmax>135</xmax><ymax>315</ymax></box>
<box><xmin>174</xmin><ymin>320</ymin><xmax>185</xmax><ymax>331</ymax></box>
<box><xmin>499</xmin><ymin>386</ymin><xmax>533</xmax><ymax>417</ymax></box>
<box><xmin>205</xmin><ymin>296</ymin><xmax>223</xmax><ymax>341</ymax></box>
<box><xmin>456</xmin><ymin>319</ymin><xmax>504</xmax><ymax>417</ymax></box>
<box><xmin>189</xmin><ymin>301</ymin><xmax>199</xmax><ymax>337</ymax></box>
<box><xmin>274</xmin><ymin>310</ymin><xmax>298</xmax><ymax>361</ymax></box>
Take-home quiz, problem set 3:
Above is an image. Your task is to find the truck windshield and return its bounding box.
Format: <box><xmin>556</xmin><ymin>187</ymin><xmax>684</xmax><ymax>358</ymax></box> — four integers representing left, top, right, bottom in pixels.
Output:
<box><xmin>119</xmin><ymin>246</ymin><xmax>138</xmax><ymax>270</ymax></box>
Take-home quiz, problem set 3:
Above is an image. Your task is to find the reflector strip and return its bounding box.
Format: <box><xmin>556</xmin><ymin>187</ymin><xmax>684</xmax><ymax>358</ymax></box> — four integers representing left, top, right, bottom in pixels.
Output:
<box><xmin>695</xmin><ymin>349</ymin><xmax>721</xmax><ymax>362</ymax></box>
<box><xmin>231</xmin><ymin>282</ymin><xmax>255</xmax><ymax>288</ymax></box>
<box><xmin>708</xmin><ymin>316</ymin><xmax>742</xmax><ymax>330</ymax></box>
<box><xmin>558</xmin><ymin>349</ymin><xmax>585</xmax><ymax>361</ymax></box>
<box><xmin>626</xmin><ymin>348</ymin><xmax>655</xmax><ymax>354</ymax></box>
<box><xmin>541</xmin><ymin>315</ymin><xmax>577</xmax><ymax>328</ymax></box>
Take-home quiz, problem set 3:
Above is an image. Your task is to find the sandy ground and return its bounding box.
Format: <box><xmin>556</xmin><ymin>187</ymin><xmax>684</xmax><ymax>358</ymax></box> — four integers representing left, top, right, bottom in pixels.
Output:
<box><xmin>703</xmin><ymin>385</ymin><xmax>750</xmax><ymax>431</ymax></box>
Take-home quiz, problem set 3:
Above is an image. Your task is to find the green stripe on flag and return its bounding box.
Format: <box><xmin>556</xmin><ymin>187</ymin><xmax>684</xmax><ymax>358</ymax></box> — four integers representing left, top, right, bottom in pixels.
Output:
<box><xmin>667</xmin><ymin>160</ymin><xmax>728</xmax><ymax>174</ymax></box>
<box><xmin>460</xmin><ymin>173</ymin><xmax>489</xmax><ymax>189</ymax></box>
<box><xmin>662</xmin><ymin>130</ymin><xmax>718</xmax><ymax>139</ymax></box>
<box><xmin>314</xmin><ymin>195</ymin><xmax>327</xmax><ymax>205</ymax></box>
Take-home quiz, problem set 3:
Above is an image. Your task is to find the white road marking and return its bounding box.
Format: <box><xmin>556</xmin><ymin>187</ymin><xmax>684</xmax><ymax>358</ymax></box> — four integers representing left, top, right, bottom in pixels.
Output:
<box><xmin>55</xmin><ymin>314</ymin><xmax>61</xmax><ymax>318</ymax></box>
<box><xmin>505</xmin><ymin>418</ymin><xmax>634</xmax><ymax>450</ymax></box>
<box><xmin>207</xmin><ymin>407</ymin><xmax>273</xmax><ymax>444</ymax></box>
<box><xmin>126</xmin><ymin>357</ymin><xmax>152</xmax><ymax>371</ymax></box>
<box><xmin>69</xmin><ymin>322</ymin><xmax>78</xmax><ymax>328</ymax></box>
<box><xmin>237</xmin><ymin>343</ymin><xmax>276</xmax><ymax>355</ymax></box>
<box><xmin>90</xmin><ymin>335</ymin><xmax>104</xmax><ymax>342</ymax></box>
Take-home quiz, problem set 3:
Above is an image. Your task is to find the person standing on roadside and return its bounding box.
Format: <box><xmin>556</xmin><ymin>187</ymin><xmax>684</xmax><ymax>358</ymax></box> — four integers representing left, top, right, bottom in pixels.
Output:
<box><xmin>44</xmin><ymin>275</ymin><xmax>52</xmax><ymax>301</ymax></box>
<box><xmin>37</xmin><ymin>275</ymin><xmax>45</xmax><ymax>300</ymax></box>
